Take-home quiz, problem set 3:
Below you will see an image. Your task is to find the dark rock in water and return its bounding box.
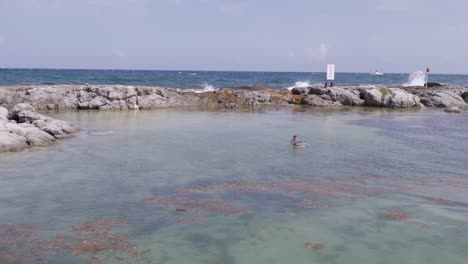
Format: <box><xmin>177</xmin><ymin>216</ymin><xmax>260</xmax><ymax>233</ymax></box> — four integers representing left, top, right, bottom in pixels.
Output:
<box><xmin>425</xmin><ymin>82</ymin><xmax>443</xmax><ymax>88</ymax></box>
<box><xmin>444</xmin><ymin>107</ymin><xmax>462</xmax><ymax>113</ymax></box>
<box><xmin>291</xmin><ymin>87</ymin><xmax>309</xmax><ymax>95</ymax></box>
<box><xmin>224</xmin><ymin>103</ymin><xmax>238</xmax><ymax>110</ymax></box>
<box><xmin>87</xmin><ymin>130</ymin><xmax>114</xmax><ymax>136</ymax></box>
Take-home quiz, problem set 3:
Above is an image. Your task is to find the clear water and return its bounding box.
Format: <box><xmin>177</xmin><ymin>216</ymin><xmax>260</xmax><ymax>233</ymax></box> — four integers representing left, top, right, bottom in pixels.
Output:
<box><xmin>0</xmin><ymin>108</ymin><xmax>467</xmax><ymax>263</ymax></box>
<box><xmin>1</xmin><ymin>68</ymin><xmax>468</xmax><ymax>88</ymax></box>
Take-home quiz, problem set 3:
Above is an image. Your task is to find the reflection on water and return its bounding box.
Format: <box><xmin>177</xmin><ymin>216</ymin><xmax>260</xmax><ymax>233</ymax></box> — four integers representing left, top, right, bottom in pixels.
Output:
<box><xmin>0</xmin><ymin>109</ymin><xmax>467</xmax><ymax>263</ymax></box>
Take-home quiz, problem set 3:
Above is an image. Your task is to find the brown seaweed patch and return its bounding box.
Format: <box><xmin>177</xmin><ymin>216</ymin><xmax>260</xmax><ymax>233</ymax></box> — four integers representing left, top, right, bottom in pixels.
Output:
<box><xmin>0</xmin><ymin>220</ymin><xmax>152</xmax><ymax>264</ymax></box>
<box><xmin>378</xmin><ymin>211</ymin><xmax>409</xmax><ymax>221</ymax></box>
<box><xmin>175</xmin><ymin>179</ymin><xmax>377</xmax><ymax>199</ymax></box>
<box><xmin>0</xmin><ymin>224</ymin><xmax>46</xmax><ymax>264</ymax></box>
<box><xmin>49</xmin><ymin>219</ymin><xmax>152</xmax><ymax>264</ymax></box>
<box><xmin>304</xmin><ymin>242</ymin><xmax>326</xmax><ymax>251</ymax></box>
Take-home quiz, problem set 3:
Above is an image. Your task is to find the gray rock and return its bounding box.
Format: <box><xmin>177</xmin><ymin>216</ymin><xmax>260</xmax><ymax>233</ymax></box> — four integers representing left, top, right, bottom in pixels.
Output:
<box><xmin>384</xmin><ymin>88</ymin><xmax>422</xmax><ymax>108</ymax></box>
<box><xmin>0</xmin><ymin>131</ymin><xmax>28</xmax><ymax>152</ymax></box>
<box><xmin>137</xmin><ymin>94</ymin><xmax>167</xmax><ymax>109</ymax></box>
<box><xmin>0</xmin><ymin>107</ymin><xmax>8</xmax><ymax>121</ymax></box>
<box><xmin>2</xmin><ymin>122</ymin><xmax>27</xmax><ymax>136</ymax></box>
<box><xmin>329</xmin><ymin>88</ymin><xmax>364</xmax><ymax>106</ymax></box>
<box><xmin>17</xmin><ymin>111</ymin><xmax>50</xmax><ymax>123</ymax></box>
<box><xmin>308</xmin><ymin>87</ymin><xmax>328</xmax><ymax>95</ymax></box>
<box><xmin>308</xmin><ymin>87</ymin><xmax>363</xmax><ymax>106</ymax></box>
<box><xmin>301</xmin><ymin>95</ymin><xmax>342</xmax><ymax>106</ymax></box>
<box><xmin>361</xmin><ymin>88</ymin><xmax>384</xmax><ymax>107</ymax></box>
<box><xmin>361</xmin><ymin>87</ymin><xmax>422</xmax><ymax>108</ymax></box>
<box><xmin>89</xmin><ymin>97</ymin><xmax>108</xmax><ymax>109</ymax></box>
<box><xmin>35</xmin><ymin>119</ymin><xmax>76</xmax><ymax>139</ymax></box>
<box><xmin>444</xmin><ymin>107</ymin><xmax>462</xmax><ymax>113</ymax></box>
<box><xmin>9</xmin><ymin>103</ymin><xmax>36</xmax><ymax>120</ymax></box>
<box><xmin>23</xmin><ymin>126</ymin><xmax>56</xmax><ymax>146</ymax></box>
<box><xmin>420</xmin><ymin>91</ymin><xmax>467</xmax><ymax>108</ymax></box>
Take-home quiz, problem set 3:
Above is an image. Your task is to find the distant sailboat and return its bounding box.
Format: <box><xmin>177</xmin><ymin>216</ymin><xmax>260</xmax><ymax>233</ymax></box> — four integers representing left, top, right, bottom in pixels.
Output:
<box><xmin>372</xmin><ymin>69</ymin><xmax>384</xmax><ymax>76</ymax></box>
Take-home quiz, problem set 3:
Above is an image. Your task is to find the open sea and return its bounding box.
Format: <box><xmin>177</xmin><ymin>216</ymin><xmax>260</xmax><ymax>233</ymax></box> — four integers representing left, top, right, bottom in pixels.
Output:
<box><xmin>1</xmin><ymin>68</ymin><xmax>468</xmax><ymax>89</ymax></box>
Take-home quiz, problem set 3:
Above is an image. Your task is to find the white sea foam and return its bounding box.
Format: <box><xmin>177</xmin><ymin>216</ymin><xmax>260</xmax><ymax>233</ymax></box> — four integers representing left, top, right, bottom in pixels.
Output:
<box><xmin>403</xmin><ymin>71</ymin><xmax>426</xmax><ymax>87</ymax></box>
<box><xmin>188</xmin><ymin>82</ymin><xmax>217</xmax><ymax>93</ymax></box>
<box><xmin>287</xmin><ymin>81</ymin><xmax>311</xmax><ymax>90</ymax></box>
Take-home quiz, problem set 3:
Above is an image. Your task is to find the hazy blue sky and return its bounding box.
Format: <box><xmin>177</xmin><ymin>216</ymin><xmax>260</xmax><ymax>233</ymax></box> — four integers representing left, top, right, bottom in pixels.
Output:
<box><xmin>0</xmin><ymin>0</ymin><xmax>467</xmax><ymax>73</ymax></box>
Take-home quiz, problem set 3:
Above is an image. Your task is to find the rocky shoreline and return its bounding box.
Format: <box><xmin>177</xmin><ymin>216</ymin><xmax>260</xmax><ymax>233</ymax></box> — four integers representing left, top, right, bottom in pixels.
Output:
<box><xmin>0</xmin><ymin>84</ymin><xmax>467</xmax><ymax>152</ymax></box>
<box><xmin>0</xmin><ymin>84</ymin><xmax>467</xmax><ymax>111</ymax></box>
<box><xmin>1</xmin><ymin>103</ymin><xmax>77</xmax><ymax>152</ymax></box>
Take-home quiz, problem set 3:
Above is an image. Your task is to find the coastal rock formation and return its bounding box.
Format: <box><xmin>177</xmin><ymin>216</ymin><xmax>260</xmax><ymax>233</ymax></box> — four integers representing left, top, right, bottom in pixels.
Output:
<box><xmin>419</xmin><ymin>91</ymin><xmax>467</xmax><ymax>108</ymax></box>
<box><xmin>0</xmin><ymin>104</ymin><xmax>76</xmax><ymax>152</ymax></box>
<box><xmin>1</xmin><ymin>84</ymin><xmax>466</xmax><ymax>111</ymax></box>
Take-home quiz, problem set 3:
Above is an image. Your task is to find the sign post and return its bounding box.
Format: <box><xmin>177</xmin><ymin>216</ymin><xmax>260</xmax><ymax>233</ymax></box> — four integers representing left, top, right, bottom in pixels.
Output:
<box><xmin>326</xmin><ymin>64</ymin><xmax>335</xmax><ymax>87</ymax></box>
<box><xmin>425</xmin><ymin>66</ymin><xmax>430</xmax><ymax>91</ymax></box>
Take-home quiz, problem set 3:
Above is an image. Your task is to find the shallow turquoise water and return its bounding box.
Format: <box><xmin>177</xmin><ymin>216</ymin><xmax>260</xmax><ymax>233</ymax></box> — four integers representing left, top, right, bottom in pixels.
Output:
<box><xmin>0</xmin><ymin>108</ymin><xmax>467</xmax><ymax>263</ymax></box>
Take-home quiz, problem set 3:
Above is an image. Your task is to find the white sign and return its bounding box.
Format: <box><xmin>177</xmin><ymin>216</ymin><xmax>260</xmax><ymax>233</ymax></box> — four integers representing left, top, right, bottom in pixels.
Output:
<box><xmin>327</xmin><ymin>64</ymin><xmax>335</xmax><ymax>81</ymax></box>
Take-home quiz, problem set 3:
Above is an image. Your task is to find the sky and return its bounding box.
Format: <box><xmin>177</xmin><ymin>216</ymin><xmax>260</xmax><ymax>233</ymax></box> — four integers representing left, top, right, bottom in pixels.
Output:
<box><xmin>0</xmin><ymin>0</ymin><xmax>467</xmax><ymax>73</ymax></box>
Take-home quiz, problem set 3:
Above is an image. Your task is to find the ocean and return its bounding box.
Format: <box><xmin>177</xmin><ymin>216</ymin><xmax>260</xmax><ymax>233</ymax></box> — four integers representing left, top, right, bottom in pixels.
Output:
<box><xmin>1</xmin><ymin>68</ymin><xmax>468</xmax><ymax>90</ymax></box>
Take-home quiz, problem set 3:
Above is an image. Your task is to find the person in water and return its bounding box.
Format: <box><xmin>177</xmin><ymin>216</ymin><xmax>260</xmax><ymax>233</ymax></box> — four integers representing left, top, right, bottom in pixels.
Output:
<box><xmin>291</xmin><ymin>135</ymin><xmax>307</xmax><ymax>147</ymax></box>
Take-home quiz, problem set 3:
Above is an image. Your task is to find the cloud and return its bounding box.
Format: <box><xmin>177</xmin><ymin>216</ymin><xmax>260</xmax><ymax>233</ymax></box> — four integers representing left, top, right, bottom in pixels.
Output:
<box><xmin>112</xmin><ymin>49</ymin><xmax>126</xmax><ymax>58</ymax></box>
<box><xmin>305</xmin><ymin>43</ymin><xmax>329</xmax><ymax>61</ymax></box>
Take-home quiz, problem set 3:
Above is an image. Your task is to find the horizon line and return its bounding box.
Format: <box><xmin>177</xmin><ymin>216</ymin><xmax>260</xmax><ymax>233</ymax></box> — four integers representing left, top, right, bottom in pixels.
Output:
<box><xmin>0</xmin><ymin>67</ymin><xmax>466</xmax><ymax>75</ymax></box>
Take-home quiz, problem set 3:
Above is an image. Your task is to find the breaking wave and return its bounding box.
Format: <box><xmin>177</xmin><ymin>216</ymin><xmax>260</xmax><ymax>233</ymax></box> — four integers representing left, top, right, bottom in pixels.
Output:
<box><xmin>187</xmin><ymin>82</ymin><xmax>217</xmax><ymax>93</ymax></box>
<box><xmin>403</xmin><ymin>71</ymin><xmax>426</xmax><ymax>87</ymax></box>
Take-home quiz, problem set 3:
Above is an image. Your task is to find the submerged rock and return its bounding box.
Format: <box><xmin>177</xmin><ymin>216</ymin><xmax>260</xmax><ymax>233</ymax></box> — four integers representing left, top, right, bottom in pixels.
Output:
<box><xmin>224</xmin><ymin>103</ymin><xmax>239</xmax><ymax>110</ymax></box>
<box><xmin>444</xmin><ymin>107</ymin><xmax>462</xmax><ymax>113</ymax></box>
<box><xmin>425</xmin><ymin>82</ymin><xmax>443</xmax><ymax>88</ymax></box>
<box><xmin>87</xmin><ymin>130</ymin><xmax>115</xmax><ymax>136</ymax></box>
